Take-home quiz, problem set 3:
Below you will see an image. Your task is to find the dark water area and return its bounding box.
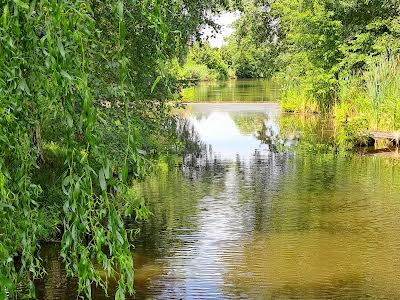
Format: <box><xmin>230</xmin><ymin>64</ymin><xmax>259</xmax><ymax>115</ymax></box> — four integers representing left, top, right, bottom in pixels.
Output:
<box><xmin>36</xmin><ymin>90</ymin><xmax>400</xmax><ymax>299</ymax></box>
<box><xmin>181</xmin><ymin>79</ymin><xmax>280</xmax><ymax>103</ymax></box>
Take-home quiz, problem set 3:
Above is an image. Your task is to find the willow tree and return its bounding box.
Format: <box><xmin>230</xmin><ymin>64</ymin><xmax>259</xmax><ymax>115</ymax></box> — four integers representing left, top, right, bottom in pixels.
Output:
<box><xmin>0</xmin><ymin>0</ymin><xmax>229</xmax><ymax>298</ymax></box>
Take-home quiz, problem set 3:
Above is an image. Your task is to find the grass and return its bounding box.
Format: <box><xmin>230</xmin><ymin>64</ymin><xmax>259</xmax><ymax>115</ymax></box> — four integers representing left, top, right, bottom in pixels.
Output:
<box><xmin>334</xmin><ymin>54</ymin><xmax>400</xmax><ymax>147</ymax></box>
<box><xmin>280</xmin><ymin>54</ymin><xmax>400</xmax><ymax>147</ymax></box>
<box><xmin>280</xmin><ymin>84</ymin><xmax>320</xmax><ymax>114</ymax></box>
<box><xmin>364</xmin><ymin>54</ymin><xmax>400</xmax><ymax>131</ymax></box>
<box><xmin>180</xmin><ymin>61</ymin><xmax>217</xmax><ymax>81</ymax></box>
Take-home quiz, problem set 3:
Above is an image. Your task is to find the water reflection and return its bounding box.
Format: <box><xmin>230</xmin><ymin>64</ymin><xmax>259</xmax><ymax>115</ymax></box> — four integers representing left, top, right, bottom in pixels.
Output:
<box><xmin>224</xmin><ymin>155</ymin><xmax>400</xmax><ymax>299</ymax></box>
<box><xmin>182</xmin><ymin>79</ymin><xmax>280</xmax><ymax>103</ymax></box>
<box><xmin>137</xmin><ymin>104</ymin><xmax>400</xmax><ymax>299</ymax></box>
<box><xmin>187</xmin><ymin>103</ymin><xmax>280</xmax><ymax>159</ymax></box>
<box><xmin>36</xmin><ymin>103</ymin><xmax>400</xmax><ymax>299</ymax></box>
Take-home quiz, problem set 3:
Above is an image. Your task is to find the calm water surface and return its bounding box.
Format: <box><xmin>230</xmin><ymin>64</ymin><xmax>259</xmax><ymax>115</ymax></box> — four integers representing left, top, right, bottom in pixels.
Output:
<box><xmin>181</xmin><ymin>79</ymin><xmax>280</xmax><ymax>102</ymax></box>
<box><xmin>36</xmin><ymin>85</ymin><xmax>400</xmax><ymax>299</ymax></box>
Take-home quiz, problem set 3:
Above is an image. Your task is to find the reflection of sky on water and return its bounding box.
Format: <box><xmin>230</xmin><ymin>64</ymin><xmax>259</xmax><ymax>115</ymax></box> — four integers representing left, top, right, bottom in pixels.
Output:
<box><xmin>188</xmin><ymin>103</ymin><xmax>281</xmax><ymax>159</ymax></box>
<box><xmin>189</xmin><ymin>112</ymin><xmax>264</xmax><ymax>158</ymax></box>
<box><xmin>154</xmin><ymin>163</ymin><xmax>253</xmax><ymax>300</ymax></box>
<box><xmin>149</xmin><ymin>103</ymin><xmax>285</xmax><ymax>299</ymax></box>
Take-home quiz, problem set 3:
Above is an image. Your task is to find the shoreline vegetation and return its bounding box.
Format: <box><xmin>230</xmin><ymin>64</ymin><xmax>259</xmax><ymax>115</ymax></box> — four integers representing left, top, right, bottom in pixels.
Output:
<box><xmin>179</xmin><ymin>0</ymin><xmax>400</xmax><ymax>148</ymax></box>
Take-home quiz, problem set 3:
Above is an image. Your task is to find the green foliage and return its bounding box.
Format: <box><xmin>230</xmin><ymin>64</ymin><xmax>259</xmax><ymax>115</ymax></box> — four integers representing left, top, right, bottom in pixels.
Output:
<box><xmin>180</xmin><ymin>58</ymin><xmax>219</xmax><ymax>81</ymax></box>
<box><xmin>222</xmin><ymin>1</ymin><xmax>279</xmax><ymax>78</ymax></box>
<box><xmin>364</xmin><ymin>54</ymin><xmax>400</xmax><ymax>130</ymax></box>
<box><xmin>0</xmin><ymin>0</ymin><xmax>230</xmax><ymax>299</ymax></box>
<box><xmin>233</xmin><ymin>0</ymin><xmax>400</xmax><ymax>132</ymax></box>
<box><xmin>335</xmin><ymin>54</ymin><xmax>400</xmax><ymax>138</ymax></box>
<box><xmin>280</xmin><ymin>85</ymin><xmax>320</xmax><ymax>114</ymax></box>
<box><xmin>270</xmin><ymin>0</ymin><xmax>343</xmax><ymax>110</ymax></box>
<box><xmin>179</xmin><ymin>42</ymin><xmax>230</xmax><ymax>81</ymax></box>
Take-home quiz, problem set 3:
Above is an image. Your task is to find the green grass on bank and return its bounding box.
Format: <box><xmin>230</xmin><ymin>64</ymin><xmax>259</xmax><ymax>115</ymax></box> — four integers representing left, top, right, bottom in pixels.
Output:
<box><xmin>280</xmin><ymin>55</ymin><xmax>400</xmax><ymax>146</ymax></box>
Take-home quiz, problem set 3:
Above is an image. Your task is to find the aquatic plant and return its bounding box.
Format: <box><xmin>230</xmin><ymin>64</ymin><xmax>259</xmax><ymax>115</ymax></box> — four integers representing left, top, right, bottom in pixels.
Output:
<box><xmin>335</xmin><ymin>54</ymin><xmax>400</xmax><ymax>147</ymax></box>
<box><xmin>364</xmin><ymin>54</ymin><xmax>400</xmax><ymax>131</ymax></box>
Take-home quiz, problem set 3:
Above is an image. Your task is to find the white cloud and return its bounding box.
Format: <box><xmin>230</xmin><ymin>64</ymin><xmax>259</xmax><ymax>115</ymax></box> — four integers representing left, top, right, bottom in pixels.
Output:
<box><xmin>201</xmin><ymin>11</ymin><xmax>240</xmax><ymax>48</ymax></box>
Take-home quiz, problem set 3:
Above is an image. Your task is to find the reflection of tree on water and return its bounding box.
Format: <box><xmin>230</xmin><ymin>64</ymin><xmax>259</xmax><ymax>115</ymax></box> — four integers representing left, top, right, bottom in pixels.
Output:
<box><xmin>256</xmin><ymin>122</ymin><xmax>289</xmax><ymax>152</ymax></box>
<box><xmin>136</xmin><ymin>158</ymin><xmax>228</xmax><ymax>255</ymax></box>
<box><xmin>256</xmin><ymin>113</ymin><xmax>337</xmax><ymax>153</ymax></box>
<box><xmin>279</xmin><ymin>114</ymin><xmax>335</xmax><ymax>151</ymax></box>
<box><xmin>181</xmin><ymin>79</ymin><xmax>280</xmax><ymax>102</ymax></box>
<box><xmin>176</xmin><ymin>117</ymin><xmax>206</xmax><ymax>157</ymax></box>
<box><xmin>179</xmin><ymin>110</ymin><xmax>342</xmax><ymax>236</ymax></box>
<box><xmin>231</xmin><ymin>113</ymin><xmax>266</xmax><ymax>135</ymax></box>
<box><xmin>223</xmin><ymin>154</ymin><xmax>400</xmax><ymax>299</ymax></box>
<box><xmin>35</xmin><ymin>243</ymin><xmax>78</xmax><ymax>300</ymax></box>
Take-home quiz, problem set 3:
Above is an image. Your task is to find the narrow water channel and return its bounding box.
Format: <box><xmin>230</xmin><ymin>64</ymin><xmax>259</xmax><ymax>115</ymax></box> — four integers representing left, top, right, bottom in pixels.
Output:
<box><xmin>36</xmin><ymin>81</ymin><xmax>400</xmax><ymax>299</ymax></box>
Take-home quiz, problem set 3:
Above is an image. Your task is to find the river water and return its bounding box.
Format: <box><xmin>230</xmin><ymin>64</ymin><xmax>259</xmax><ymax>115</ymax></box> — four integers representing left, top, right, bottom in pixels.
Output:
<box><xmin>181</xmin><ymin>79</ymin><xmax>280</xmax><ymax>102</ymax></box>
<box><xmin>36</xmin><ymin>80</ymin><xmax>400</xmax><ymax>299</ymax></box>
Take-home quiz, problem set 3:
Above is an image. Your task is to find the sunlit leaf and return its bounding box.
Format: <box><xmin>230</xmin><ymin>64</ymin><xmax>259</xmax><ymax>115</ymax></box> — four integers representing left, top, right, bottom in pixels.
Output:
<box><xmin>99</xmin><ymin>169</ymin><xmax>107</xmax><ymax>191</ymax></box>
<box><xmin>151</xmin><ymin>75</ymin><xmax>162</xmax><ymax>93</ymax></box>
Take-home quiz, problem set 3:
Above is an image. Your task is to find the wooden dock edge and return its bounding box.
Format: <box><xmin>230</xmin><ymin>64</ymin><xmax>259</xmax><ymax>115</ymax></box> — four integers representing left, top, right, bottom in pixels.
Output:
<box><xmin>369</xmin><ymin>131</ymin><xmax>400</xmax><ymax>147</ymax></box>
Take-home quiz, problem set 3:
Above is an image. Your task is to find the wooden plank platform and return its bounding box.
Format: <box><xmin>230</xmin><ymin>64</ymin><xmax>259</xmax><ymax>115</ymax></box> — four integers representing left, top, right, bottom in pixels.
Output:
<box><xmin>370</xmin><ymin>131</ymin><xmax>400</xmax><ymax>141</ymax></box>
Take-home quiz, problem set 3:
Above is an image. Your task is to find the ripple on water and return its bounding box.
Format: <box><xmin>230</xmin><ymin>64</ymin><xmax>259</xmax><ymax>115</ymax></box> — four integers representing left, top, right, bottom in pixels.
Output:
<box><xmin>35</xmin><ymin>103</ymin><xmax>400</xmax><ymax>299</ymax></box>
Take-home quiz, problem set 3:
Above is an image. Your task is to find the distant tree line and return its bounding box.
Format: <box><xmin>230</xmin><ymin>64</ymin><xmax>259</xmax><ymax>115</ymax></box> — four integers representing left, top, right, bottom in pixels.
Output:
<box><xmin>181</xmin><ymin>0</ymin><xmax>400</xmax><ymax>137</ymax></box>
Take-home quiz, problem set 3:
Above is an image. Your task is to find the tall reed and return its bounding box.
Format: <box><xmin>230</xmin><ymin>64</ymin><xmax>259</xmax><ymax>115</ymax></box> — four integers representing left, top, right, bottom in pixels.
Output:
<box><xmin>365</xmin><ymin>54</ymin><xmax>400</xmax><ymax>131</ymax></box>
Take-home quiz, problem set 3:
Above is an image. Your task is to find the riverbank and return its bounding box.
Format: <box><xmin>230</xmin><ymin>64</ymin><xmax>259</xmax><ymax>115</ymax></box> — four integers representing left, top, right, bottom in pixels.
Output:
<box><xmin>228</xmin><ymin>0</ymin><xmax>400</xmax><ymax>146</ymax></box>
<box><xmin>265</xmin><ymin>52</ymin><xmax>400</xmax><ymax>149</ymax></box>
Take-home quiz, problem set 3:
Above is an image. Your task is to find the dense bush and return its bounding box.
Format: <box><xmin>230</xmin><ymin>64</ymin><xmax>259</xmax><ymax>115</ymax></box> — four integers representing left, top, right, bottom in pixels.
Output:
<box><xmin>178</xmin><ymin>42</ymin><xmax>230</xmax><ymax>81</ymax></box>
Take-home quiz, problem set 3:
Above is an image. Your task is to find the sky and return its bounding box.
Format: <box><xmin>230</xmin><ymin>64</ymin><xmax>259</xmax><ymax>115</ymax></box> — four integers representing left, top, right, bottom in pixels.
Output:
<box><xmin>201</xmin><ymin>11</ymin><xmax>240</xmax><ymax>48</ymax></box>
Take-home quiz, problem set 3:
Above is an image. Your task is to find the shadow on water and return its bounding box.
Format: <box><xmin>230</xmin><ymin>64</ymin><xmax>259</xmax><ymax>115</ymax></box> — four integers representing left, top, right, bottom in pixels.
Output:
<box><xmin>36</xmin><ymin>101</ymin><xmax>400</xmax><ymax>299</ymax></box>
